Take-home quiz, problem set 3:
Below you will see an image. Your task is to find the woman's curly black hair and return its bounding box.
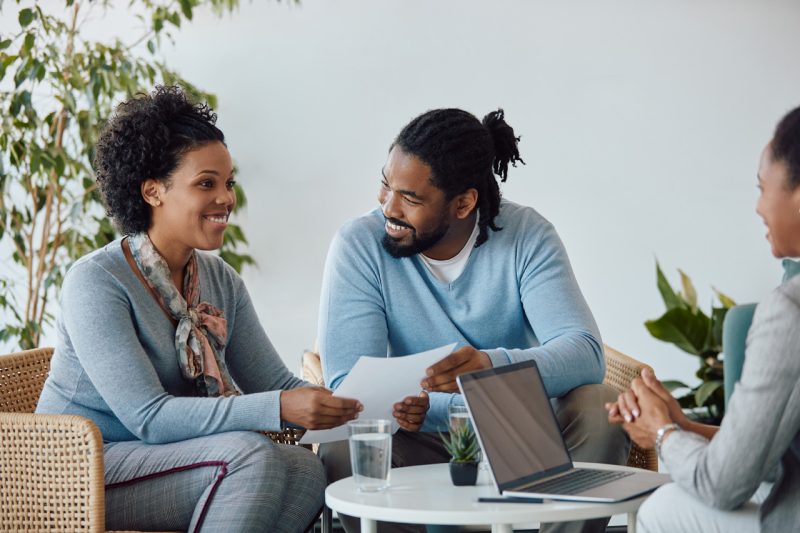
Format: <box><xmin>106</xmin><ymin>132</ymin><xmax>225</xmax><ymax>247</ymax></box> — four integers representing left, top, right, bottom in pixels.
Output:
<box><xmin>93</xmin><ymin>85</ymin><xmax>225</xmax><ymax>234</ymax></box>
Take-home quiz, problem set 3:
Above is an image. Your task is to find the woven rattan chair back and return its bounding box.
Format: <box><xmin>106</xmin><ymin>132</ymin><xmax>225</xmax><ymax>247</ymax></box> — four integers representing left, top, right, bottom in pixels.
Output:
<box><xmin>0</xmin><ymin>348</ymin><xmax>107</xmax><ymax>531</ymax></box>
<box><xmin>0</xmin><ymin>412</ymin><xmax>106</xmax><ymax>532</ymax></box>
<box><xmin>602</xmin><ymin>344</ymin><xmax>659</xmax><ymax>471</ymax></box>
<box><xmin>0</xmin><ymin>347</ymin><xmax>53</xmax><ymax>414</ymax></box>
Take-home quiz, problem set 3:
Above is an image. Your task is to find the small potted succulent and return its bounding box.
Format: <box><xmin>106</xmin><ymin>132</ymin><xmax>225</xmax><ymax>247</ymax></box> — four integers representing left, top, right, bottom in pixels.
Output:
<box><xmin>440</xmin><ymin>423</ymin><xmax>481</xmax><ymax>486</ymax></box>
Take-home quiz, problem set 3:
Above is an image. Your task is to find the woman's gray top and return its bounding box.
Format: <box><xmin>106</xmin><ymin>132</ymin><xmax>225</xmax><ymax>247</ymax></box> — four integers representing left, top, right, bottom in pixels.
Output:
<box><xmin>660</xmin><ymin>274</ymin><xmax>800</xmax><ymax>531</ymax></box>
<box><xmin>37</xmin><ymin>239</ymin><xmax>308</xmax><ymax>443</ymax></box>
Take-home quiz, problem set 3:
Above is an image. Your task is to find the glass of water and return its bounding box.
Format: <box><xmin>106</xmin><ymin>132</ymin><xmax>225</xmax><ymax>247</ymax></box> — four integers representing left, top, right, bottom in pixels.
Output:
<box><xmin>448</xmin><ymin>404</ymin><xmax>487</xmax><ymax>470</ymax></box>
<box><xmin>348</xmin><ymin>419</ymin><xmax>392</xmax><ymax>492</ymax></box>
<box><xmin>448</xmin><ymin>404</ymin><xmax>472</xmax><ymax>432</ymax></box>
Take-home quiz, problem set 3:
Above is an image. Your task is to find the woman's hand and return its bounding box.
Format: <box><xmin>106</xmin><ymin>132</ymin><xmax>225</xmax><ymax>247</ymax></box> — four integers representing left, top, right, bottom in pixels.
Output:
<box><xmin>605</xmin><ymin>368</ymin><xmax>689</xmax><ymax>428</ymax></box>
<box><xmin>393</xmin><ymin>391</ymin><xmax>430</xmax><ymax>431</ymax></box>
<box><xmin>617</xmin><ymin>377</ymin><xmax>674</xmax><ymax>448</ymax></box>
<box><xmin>280</xmin><ymin>386</ymin><xmax>362</xmax><ymax>430</ymax></box>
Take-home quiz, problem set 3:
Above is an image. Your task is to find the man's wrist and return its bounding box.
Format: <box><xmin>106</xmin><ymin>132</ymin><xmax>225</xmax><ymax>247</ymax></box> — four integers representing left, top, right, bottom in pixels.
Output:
<box><xmin>483</xmin><ymin>348</ymin><xmax>510</xmax><ymax>367</ymax></box>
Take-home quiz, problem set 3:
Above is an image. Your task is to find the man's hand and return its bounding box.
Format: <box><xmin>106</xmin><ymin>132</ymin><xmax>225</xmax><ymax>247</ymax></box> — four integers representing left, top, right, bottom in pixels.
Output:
<box><xmin>393</xmin><ymin>391</ymin><xmax>429</xmax><ymax>432</ymax></box>
<box><xmin>421</xmin><ymin>346</ymin><xmax>492</xmax><ymax>392</ymax></box>
<box><xmin>280</xmin><ymin>386</ymin><xmax>362</xmax><ymax>430</ymax></box>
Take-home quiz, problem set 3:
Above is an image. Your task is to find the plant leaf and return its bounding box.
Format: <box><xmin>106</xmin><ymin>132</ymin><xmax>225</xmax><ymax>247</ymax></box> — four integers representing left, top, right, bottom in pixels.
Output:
<box><xmin>179</xmin><ymin>0</ymin><xmax>194</xmax><ymax>19</ymax></box>
<box><xmin>678</xmin><ymin>269</ymin><xmax>698</xmax><ymax>313</ymax></box>
<box><xmin>661</xmin><ymin>380</ymin><xmax>690</xmax><ymax>392</ymax></box>
<box><xmin>19</xmin><ymin>9</ymin><xmax>34</xmax><ymax>28</ymax></box>
<box><xmin>644</xmin><ymin>307</ymin><xmax>710</xmax><ymax>355</ymax></box>
<box><xmin>656</xmin><ymin>261</ymin><xmax>684</xmax><ymax>310</ymax></box>
<box><xmin>694</xmin><ymin>380</ymin><xmax>723</xmax><ymax>406</ymax></box>
<box><xmin>708</xmin><ymin>306</ymin><xmax>728</xmax><ymax>354</ymax></box>
<box><xmin>713</xmin><ymin>287</ymin><xmax>736</xmax><ymax>309</ymax></box>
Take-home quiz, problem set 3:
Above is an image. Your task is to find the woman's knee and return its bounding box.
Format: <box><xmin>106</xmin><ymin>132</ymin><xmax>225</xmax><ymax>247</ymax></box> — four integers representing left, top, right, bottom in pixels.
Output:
<box><xmin>216</xmin><ymin>431</ymin><xmax>288</xmax><ymax>481</ymax></box>
<box><xmin>637</xmin><ymin>484</ymin><xmax>684</xmax><ymax>533</ymax></box>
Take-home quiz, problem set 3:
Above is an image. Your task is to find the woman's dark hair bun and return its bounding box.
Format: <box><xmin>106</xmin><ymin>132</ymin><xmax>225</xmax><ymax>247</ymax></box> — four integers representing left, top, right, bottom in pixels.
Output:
<box><xmin>772</xmin><ymin>105</ymin><xmax>800</xmax><ymax>190</ymax></box>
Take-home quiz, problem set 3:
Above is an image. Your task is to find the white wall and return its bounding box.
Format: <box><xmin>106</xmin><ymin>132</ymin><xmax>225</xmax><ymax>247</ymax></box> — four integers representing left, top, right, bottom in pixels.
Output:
<box><xmin>6</xmin><ymin>1</ymin><xmax>800</xmax><ymax>387</ymax></box>
<box><xmin>163</xmin><ymin>0</ymin><xmax>799</xmax><ymax>381</ymax></box>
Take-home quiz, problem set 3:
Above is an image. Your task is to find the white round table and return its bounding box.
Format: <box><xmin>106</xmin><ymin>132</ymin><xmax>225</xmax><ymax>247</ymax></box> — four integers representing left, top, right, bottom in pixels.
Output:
<box><xmin>326</xmin><ymin>462</ymin><xmax>648</xmax><ymax>533</ymax></box>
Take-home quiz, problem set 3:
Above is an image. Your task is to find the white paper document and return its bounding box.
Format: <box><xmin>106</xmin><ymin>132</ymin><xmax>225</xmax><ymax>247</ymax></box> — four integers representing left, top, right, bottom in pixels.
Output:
<box><xmin>299</xmin><ymin>343</ymin><xmax>457</xmax><ymax>444</ymax></box>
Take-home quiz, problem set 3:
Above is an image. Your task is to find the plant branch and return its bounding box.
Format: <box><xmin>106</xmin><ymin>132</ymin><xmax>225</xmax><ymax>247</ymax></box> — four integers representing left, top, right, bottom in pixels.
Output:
<box><xmin>26</xmin><ymin>0</ymin><xmax>80</xmax><ymax>346</ymax></box>
<box><xmin>125</xmin><ymin>0</ymin><xmax>179</xmax><ymax>51</ymax></box>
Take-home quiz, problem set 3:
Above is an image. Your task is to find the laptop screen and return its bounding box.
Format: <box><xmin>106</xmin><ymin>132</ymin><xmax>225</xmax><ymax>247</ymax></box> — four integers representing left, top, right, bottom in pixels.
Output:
<box><xmin>458</xmin><ymin>361</ymin><xmax>572</xmax><ymax>490</ymax></box>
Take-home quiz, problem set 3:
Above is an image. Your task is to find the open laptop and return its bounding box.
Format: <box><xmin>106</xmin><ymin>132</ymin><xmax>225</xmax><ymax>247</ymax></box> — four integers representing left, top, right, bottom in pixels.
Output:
<box><xmin>457</xmin><ymin>360</ymin><xmax>670</xmax><ymax>503</ymax></box>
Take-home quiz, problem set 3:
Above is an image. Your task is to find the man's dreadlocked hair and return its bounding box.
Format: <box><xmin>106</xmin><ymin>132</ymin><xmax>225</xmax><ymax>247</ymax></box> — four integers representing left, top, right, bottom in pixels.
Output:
<box><xmin>393</xmin><ymin>108</ymin><xmax>524</xmax><ymax>247</ymax></box>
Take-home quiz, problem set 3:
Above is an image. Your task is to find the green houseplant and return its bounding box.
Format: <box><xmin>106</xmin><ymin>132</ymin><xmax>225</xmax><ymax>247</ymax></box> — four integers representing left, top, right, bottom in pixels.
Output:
<box><xmin>0</xmin><ymin>0</ymin><xmax>255</xmax><ymax>350</ymax></box>
<box><xmin>645</xmin><ymin>262</ymin><xmax>736</xmax><ymax>422</ymax></box>
<box><xmin>440</xmin><ymin>422</ymin><xmax>481</xmax><ymax>486</ymax></box>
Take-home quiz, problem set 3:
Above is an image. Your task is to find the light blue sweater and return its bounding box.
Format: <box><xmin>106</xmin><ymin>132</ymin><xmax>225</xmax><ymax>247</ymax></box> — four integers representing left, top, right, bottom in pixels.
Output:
<box><xmin>36</xmin><ymin>239</ymin><xmax>307</xmax><ymax>443</ymax></box>
<box><xmin>318</xmin><ymin>199</ymin><xmax>604</xmax><ymax>431</ymax></box>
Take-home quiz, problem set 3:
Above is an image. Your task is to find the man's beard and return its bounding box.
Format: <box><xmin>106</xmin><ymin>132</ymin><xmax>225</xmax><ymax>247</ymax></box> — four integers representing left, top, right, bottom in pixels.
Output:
<box><xmin>381</xmin><ymin>216</ymin><xmax>450</xmax><ymax>258</ymax></box>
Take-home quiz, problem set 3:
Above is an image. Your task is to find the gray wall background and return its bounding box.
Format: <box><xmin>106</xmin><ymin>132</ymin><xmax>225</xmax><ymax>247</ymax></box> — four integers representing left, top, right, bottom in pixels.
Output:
<box><xmin>4</xmin><ymin>0</ymin><xmax>800</xmax><ymax>388</ymax></box>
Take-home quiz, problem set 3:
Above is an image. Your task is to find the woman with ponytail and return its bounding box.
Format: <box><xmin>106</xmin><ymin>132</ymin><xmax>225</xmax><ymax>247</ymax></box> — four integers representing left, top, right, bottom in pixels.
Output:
<box><xmin>318</xmin><ymin>108</ymin><xmax>625</xmax><ymax>533</ymax></box>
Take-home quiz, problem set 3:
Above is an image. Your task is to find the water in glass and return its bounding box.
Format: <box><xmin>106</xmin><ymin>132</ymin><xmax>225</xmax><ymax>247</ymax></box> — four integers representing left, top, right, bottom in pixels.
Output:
<box><xmin>348</xmin><ymin>419</ymin><xmax>392</xmax><ymax>492</ymax></box>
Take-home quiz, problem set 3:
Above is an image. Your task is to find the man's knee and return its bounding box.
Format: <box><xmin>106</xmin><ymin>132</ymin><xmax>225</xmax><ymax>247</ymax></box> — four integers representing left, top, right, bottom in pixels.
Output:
<box><xmin>553</xmin><ymin>383</ymin><xmax>617</xmax><ymax>419</ymax></box>
<box><xmin>553</xmin><ymin>384</ymin><xmax>629</xmax><ymax>464</ymax></box>
<box><xmin>319</xmin><ymin>439</ymin><xmax>352</xmax><ymax>483</ymax></box>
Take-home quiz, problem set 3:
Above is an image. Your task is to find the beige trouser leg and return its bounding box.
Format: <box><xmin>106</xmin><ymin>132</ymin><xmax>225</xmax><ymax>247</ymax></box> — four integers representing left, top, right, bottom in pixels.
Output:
<box><xmin>540</xmin><ymin>383</ymin><xmax>631</xmax><ymax>533</ymax></box>
<box><xmin>319</xmin><ymin>430</ymin><xmax>450</xmax><ymax>533</ymax></box>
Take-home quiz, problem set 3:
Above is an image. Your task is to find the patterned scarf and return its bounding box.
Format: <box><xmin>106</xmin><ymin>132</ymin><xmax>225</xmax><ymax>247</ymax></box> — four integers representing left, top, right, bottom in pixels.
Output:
<box><xmin>128</xmin><ymin>233</ymin><xmax>240</xmax><ymax>397</ymax></box>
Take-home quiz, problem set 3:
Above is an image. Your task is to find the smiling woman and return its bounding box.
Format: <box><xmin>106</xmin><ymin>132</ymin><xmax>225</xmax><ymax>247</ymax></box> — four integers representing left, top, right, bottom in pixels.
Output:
<box><xmin>140</xmin><ymin>141</ymin><xmax>237</xmax><ymax>290</ymax></box>
<box><xmin>34</xmin><ymin>86</ymin><xmax>362</xmax><ymax>533</ymax></box>
<box><xmin>606</xmin><ymin>105</ymin><xmax>800</xmax><ymax>533</ymax></box>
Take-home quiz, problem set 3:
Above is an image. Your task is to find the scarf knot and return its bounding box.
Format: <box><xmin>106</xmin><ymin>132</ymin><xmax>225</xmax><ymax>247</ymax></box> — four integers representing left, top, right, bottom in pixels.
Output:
<box><xmin>129</xmin><ymin>233</ymin><xmax>240</xmax><ymax>398</ymax></box>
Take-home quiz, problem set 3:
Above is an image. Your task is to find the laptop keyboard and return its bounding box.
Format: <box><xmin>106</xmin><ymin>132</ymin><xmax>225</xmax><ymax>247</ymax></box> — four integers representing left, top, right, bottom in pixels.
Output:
<box><xmin>520</xmin><ymin>469</ymin><xmax>634</xmax><ymax>495</ymax></box>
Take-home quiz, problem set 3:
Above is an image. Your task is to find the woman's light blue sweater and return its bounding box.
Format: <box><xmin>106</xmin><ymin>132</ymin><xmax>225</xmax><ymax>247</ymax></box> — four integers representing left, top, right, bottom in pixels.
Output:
<box><xmin>36</xmin><ymin>239</ymin><xmax>307</xmax><ymax>443</ymax></box>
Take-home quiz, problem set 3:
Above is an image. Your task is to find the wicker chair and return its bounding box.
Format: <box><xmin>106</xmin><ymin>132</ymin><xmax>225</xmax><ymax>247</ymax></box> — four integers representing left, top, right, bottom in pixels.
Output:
<box><xmin>301</xmin><ymin>343</ymin><xmax>658</xmax><ymax>472</ymax></box>
<box><xmin>0</xmin><ymin>347</ymin><xmax>304</xmax><ymax>532</ymax></box>
<box><xmin>601</xmin><ymin>345</ymin><xmax>658</xmax><ymax>472</ymax></box>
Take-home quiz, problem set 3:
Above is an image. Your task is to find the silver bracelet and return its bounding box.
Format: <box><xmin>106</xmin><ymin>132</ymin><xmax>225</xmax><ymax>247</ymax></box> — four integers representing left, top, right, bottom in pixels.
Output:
<box><xmin>655</xmin><ymin>422</ymin><xmax>681</xmax><ymax>460</ymax></box>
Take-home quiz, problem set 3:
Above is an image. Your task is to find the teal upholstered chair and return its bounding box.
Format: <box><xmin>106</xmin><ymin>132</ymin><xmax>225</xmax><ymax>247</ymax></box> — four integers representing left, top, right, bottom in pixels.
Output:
<box><xmin>722</xmin><ymin>303</ymin><xmax>757</xmax><ymax>405</ymax></box>
<box><xmin>722</xmin><ymin>259</ymin><xmax>800</xmax><ymax>406</ymax></box>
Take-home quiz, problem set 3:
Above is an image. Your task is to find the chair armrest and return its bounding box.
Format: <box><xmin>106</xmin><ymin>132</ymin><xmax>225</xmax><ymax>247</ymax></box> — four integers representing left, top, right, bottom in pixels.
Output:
<box><xmin>603</xmin><ymin>344</ymin><xmax>654</xmax><ymax>394</ymax></box>
<box><xmin>602</xmin><ymin>345</ymin><xmax>659</xmax><ymax>472</ymax></box>
<box><xmin>301</xmin><ymin>350</ymin><xmax>325</xmax><ymax>387</ymax></box>
<box><xmin>0</xmin><ymin>412</ymin><xmax>105</xmax><ymax>532</ymax></box>
<box><xmin>722</xmin><ymin>303</ymin><xmax>756</xmax><ymax>405</ymax></box>
<box><xmin>263</xmin><ymin>428</ymin><xmax>307</xmax><ymax>447</ymax></box>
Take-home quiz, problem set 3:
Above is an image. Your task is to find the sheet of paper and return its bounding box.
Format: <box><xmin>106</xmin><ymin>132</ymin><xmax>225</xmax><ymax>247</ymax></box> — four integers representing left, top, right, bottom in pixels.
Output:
<box><xmin>299</xmin><ymin>342</ymin><xmax>457</xmax><ymax>444</ymax></box>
